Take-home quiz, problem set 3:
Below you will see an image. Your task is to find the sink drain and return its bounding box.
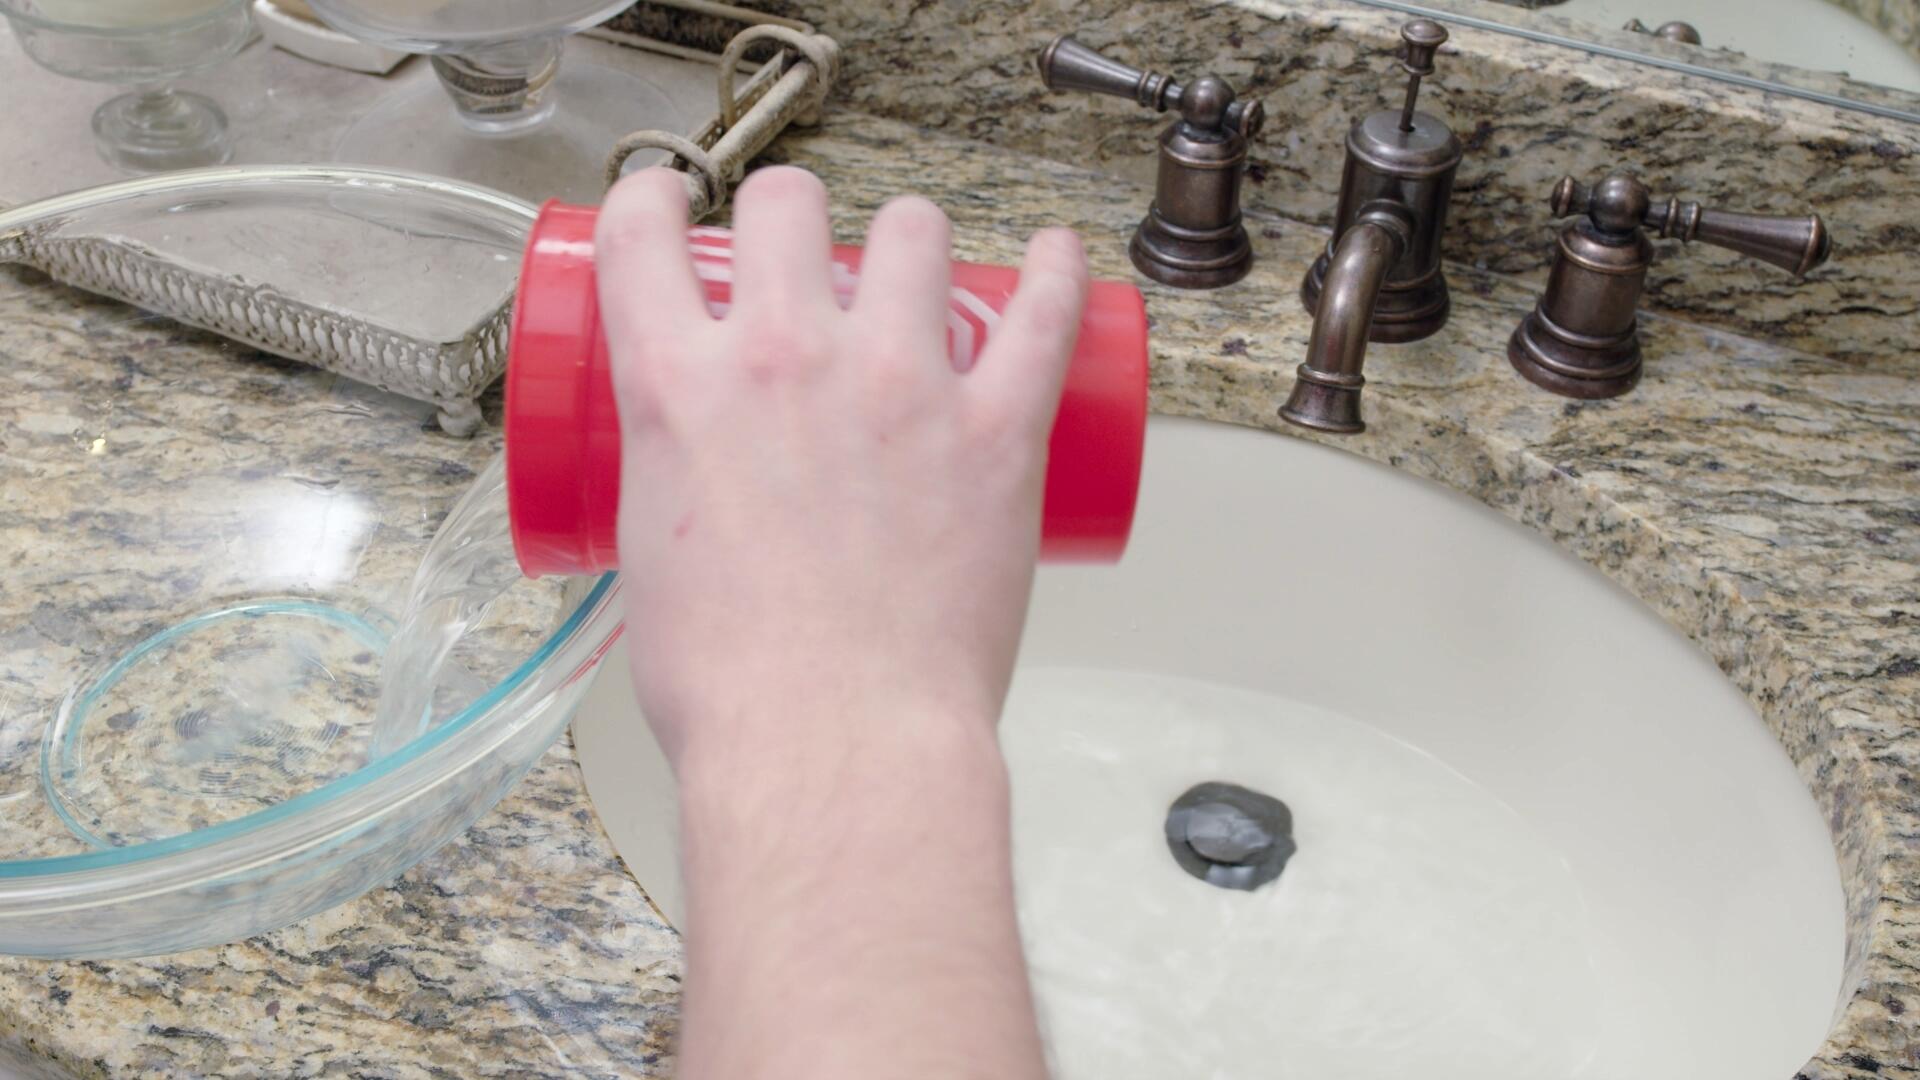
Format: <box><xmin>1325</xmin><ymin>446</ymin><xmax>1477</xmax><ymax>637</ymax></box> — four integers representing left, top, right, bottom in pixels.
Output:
<box><xmin>1166</xmin><ymin>781</ymin><xmax>1295</xmax><ymax>891</ymax></box>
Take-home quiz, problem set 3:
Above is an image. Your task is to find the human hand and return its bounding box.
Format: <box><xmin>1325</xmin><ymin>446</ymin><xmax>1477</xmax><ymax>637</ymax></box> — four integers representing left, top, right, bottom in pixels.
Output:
<box><xmin>595</xmin><ymin>165</ymin><xmax>1091</xmax><ymax>771</ymax></box>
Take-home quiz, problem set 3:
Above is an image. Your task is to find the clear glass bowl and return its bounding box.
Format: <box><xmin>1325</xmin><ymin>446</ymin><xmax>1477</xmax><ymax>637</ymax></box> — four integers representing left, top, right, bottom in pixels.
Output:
<box><xmin>304</xmin><ymin>0</ymin><xmax>632</xmax><ymax>53</ymax></box>
<box><xmin>0</xmin><ymin>0</ymin><xmax>253</xmax><ymax>171</ymax></box>
<box><xmin>0</xmin><ymin>166</ymin><xmax>625</xmax><ymax>958</ymax></box>
<box><xmin>305</xmin><ymin>0</ymin><xmax>684</xmax><ymax>203</ymax></box>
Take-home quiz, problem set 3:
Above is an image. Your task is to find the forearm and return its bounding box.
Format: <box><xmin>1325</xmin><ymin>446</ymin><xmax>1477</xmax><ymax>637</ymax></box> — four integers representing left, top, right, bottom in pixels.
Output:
<box><xmin>596</xmin><ymin>165</ymin><xmax>1088</xmax><ymax>1080</ymax></box>
<box><xmin>671</xmin><ymin>707</ymin><xmax>1047</xmax><ymax>1080</ymax></box>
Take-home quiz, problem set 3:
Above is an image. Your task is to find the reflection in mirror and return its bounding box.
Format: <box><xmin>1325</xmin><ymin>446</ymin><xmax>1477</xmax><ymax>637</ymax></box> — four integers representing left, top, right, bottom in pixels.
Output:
<box><xmin>1573</xmin><ymin>0</ymin><xmax>1917</xmax><ymax>89</ymax></box>
<box><xmin>1348</xmin><ymin>0</ymin><xmax>1920</xmax><ymax>120</ymax></box>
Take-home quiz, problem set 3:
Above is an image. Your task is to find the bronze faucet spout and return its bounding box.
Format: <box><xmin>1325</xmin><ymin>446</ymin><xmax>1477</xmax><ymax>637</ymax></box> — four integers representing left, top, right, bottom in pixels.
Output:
<box><xmin>1281</xmin><ymin>204</ymin><xmax>1414</xmax><ymax>435</ymax></box>
<box><xmin>1288</xmin><ymin>19</ymin><xmax>1462</xmax><ymax>436</ymax></box>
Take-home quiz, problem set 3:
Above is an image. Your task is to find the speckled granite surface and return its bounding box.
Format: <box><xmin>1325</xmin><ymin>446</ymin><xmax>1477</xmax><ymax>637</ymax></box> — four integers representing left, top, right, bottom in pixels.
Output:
<box><xmin>1</xmin><ymin>107</ymin><xmax>1917</xmax><ymax>1077</ymax></box>
<box><xmin>768</xmin><ymin>0</ymin><xmax>1920</xmax><ymax>371</ymax></box>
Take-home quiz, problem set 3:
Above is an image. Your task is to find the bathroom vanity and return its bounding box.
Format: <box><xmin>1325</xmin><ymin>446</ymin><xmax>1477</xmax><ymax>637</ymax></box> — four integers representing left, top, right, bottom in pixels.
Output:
<box><xmin>0</xmin><ymin>0</ymin><xmax>1915</xmax><ymax>1076</ymax></box>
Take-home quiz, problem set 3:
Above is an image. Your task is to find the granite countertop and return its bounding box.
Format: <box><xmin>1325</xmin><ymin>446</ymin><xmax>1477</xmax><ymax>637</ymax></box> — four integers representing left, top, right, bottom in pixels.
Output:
<box><xmin>1</xmin><ymin>107</ymin><xmax>1916</xmax><ymax>1078</ymax></box>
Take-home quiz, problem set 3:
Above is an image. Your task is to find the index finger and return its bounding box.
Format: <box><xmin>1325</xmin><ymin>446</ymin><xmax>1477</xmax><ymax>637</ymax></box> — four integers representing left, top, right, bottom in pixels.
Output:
<box><xmin>595</xmin><ymin>168</ymin><xmax>713</xmax><ymax>345</ymax></box>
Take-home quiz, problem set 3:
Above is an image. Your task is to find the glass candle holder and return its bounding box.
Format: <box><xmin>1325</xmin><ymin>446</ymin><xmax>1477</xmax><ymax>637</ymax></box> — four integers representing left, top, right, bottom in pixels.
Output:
<box><xmin>305</xmin><ymin>0</ymin><xmax>685</xmax><ymax>202</ymax></box>
<box><xmin>0</xmin><ymin>0</ymin><xmax>252</xmax><ymax>171</ymax></box>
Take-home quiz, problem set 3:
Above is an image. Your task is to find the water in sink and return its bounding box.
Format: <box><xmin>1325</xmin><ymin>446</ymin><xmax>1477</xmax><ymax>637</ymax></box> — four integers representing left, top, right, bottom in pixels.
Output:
<box><xmin>1006</xmin><ymin>666</ymin><xmax>1601</xmax><ymax>1079</ymax></box>
<box><xmin>577</xmin><ymin>416</ymin><xmax>1845</xmax><ymax>1079</ymax></box>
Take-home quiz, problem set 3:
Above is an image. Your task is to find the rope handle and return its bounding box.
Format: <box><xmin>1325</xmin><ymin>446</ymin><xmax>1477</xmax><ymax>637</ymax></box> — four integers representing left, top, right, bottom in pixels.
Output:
<box><xmin>604</xmin><ymin>130</ymin><xmax>726</xmax><ymax>209</ymax></box>
<box><xmin>604</xmin><ymin>24</ymin><xmax>840</xmax><ymax>217</ymax></box>
<box><xmin>717</xmin><ymin>24</ymin><xmax>836</xmax><ymax>130</ymax></box>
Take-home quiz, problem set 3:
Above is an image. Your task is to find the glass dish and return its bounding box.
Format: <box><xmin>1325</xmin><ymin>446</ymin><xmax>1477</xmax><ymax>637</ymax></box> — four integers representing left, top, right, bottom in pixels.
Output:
<box><xmin>0</xmin><ymin>0</ymin><xmax>253</xmax><ymax>171</ymax></box>
<box><xmin>305</xmin><ymin>0</ymin><xmax>686</xmax><ymax>203</ymax></box>
<box><xmin>0</xmin><ymin>165</ymin><xmax>625</xmax><ymax>958</ymax></box>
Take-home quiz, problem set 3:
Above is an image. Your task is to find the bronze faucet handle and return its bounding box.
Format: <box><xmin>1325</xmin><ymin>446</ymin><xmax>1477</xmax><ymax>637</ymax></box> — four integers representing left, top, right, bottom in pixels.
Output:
<box><xmin>1395</xmin><ymin>19</ymin><xmax>1449</xmax><ymax>132</ymax></box>
<box><xmin>1510</xmin><ymin>172</ymin><xmax>1832</xmax><ymax>400</ymax></box>
<box><xmin>1037</xmin><ymin>34</ymin><xmax>1260</xmax><ymax>287</ymax></box>
<box><xmin>1036</xmin><ymin>35</ymin><xmax>1262</xmax><ymax>139</ymax></box>
<box><xmin>1549</xmin><ymin>173</ymin><xmax>1832</xmax><ymax>277</ymax></box>
<box><xmin>1399</xmin><ymin>18</ymin><xmax>1449</xmax><ymax>76</ymax></box>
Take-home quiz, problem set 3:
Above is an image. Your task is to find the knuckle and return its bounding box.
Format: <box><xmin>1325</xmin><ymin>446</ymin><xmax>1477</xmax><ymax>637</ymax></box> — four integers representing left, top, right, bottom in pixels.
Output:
<box><xmin>734</xmin><ymin>319</ymin><xmax>834</xmax><ymax>372</ymax></box>
<box><xmin>868</xmin><ymin>320</ymin><xmax>938</xmax><ymax>361</ymax></box>
<box><xmin>609</xmin><ymin>337</ymin><xmax>679</xmax><ymax>390</ymax></box>
<box><xmin>864</xmin><ymin>353</ymin><xmax>926</xmax><ymax>403</ymax></box>
<box><xmin>607</xmin><ymin>353</ymin><xmax>672</xmax><ymax>426</ymax></box>
<box><xmin>867</xmin><ymin>386</ymin><xmax>943</xmax><ymax>447</ymax></box>
<box><xmin>963</xmin><ymin>397</ymin><xmax>1026</xmax><ymax>447</ymax></box>
<box><xmin>972</xmin><ymin>419</ymin><xmax>1043</xmax><ymax>472</ymax></box>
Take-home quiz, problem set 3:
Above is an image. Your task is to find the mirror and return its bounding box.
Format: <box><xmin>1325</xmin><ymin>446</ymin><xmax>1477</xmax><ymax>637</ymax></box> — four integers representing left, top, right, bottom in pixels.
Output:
<box><xmin>1351</xmin><ymin>0</ymin><xmax>1920</xmax><ymax>121</ymax></box>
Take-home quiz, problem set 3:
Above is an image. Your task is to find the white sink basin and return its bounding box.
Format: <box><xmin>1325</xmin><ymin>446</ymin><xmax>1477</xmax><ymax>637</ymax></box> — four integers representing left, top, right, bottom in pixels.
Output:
<box><xmin>575</xmin><ymin>416</ymin><xmax>1844</xmax><ymax>1079</ymax></box>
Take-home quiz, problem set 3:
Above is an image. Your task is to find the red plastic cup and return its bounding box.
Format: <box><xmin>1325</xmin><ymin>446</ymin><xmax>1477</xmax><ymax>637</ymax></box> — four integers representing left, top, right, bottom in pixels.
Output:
<box><xmin>505</xmin><ymin>201</ymin><xmax>1149</xmax><ymax>578</ymax></box>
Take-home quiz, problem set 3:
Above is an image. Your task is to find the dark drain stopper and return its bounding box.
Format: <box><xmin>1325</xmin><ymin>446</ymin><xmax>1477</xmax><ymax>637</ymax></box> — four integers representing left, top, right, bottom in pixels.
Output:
<box><xmin>1166</xmin><ymin>782</ymin><xmax>1296</xmax><ymax>891</ymax></box>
